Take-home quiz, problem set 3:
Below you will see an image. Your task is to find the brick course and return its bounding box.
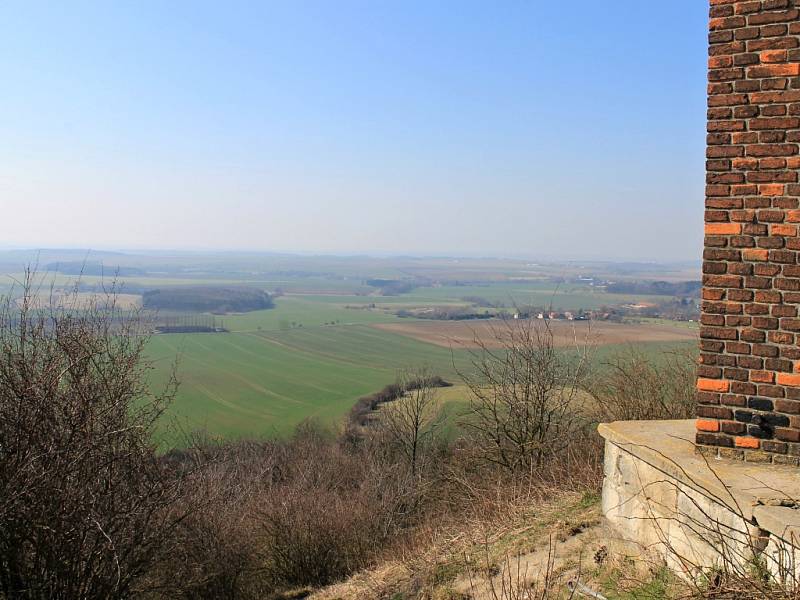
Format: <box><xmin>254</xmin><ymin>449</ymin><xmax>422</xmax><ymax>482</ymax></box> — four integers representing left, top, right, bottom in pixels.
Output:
<box><xmin>699</xmin><ymin>0</ymin><xmax>800</xmax><ymax>464</ymax></box>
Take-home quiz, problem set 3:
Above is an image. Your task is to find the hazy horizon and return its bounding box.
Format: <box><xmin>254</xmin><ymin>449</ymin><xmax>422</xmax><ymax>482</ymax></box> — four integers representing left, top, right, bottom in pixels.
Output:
<box><xmin>1</xmin><ymin>1</ymin><xmax>707</xmax><ymax>261</ymax></box>
<box><xmin>0</xmin><ymin>245</ymin><xmax>702</xmax><ymax>267</ymax></box>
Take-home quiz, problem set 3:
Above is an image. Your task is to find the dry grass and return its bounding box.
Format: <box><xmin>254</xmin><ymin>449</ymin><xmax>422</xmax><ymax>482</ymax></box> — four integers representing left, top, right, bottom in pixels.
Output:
<box><xmin>309</xmin><ymin>490</ymin><xmax>606</xmax><ymax>600</ymax></box>
<box><xmin>309</xmin><ymin>446</ymin><xmax>606</xmax><ymax>600</ymax></box>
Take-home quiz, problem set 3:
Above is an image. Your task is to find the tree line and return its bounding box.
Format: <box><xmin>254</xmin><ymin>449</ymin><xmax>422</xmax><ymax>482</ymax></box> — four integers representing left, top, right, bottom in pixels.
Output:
<box><xmin>142</xmin><ymin>286</ymin><xmax>274</xmax><ymax>313</ymax></box>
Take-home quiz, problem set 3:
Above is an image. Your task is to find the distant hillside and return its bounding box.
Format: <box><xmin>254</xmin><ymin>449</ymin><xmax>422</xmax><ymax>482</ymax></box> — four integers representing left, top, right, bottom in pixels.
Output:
<box><xmin>605</xmin><ymin>280</ymin><xmax>701</xmax><ymax>296</ymax></box>
<box><xmin>142</xmin><ymin>287</ymin><xmax>274</xmax><ymax>313</ymax></box>
<box><xmin>44</xmin><ymin>261</ymin><xmax>146</xmax><ymax>277</ymax></box>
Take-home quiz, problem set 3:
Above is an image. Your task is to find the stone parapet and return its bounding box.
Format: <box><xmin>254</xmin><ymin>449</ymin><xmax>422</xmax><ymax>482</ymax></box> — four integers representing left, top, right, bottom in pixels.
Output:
<box><xmin>600</xmin><ymin>419</ymin><xmax>800</xmax><ymax>582</ymax></box>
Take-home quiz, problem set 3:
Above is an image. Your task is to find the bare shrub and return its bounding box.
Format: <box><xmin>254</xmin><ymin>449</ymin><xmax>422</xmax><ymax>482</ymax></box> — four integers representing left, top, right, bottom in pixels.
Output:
<box><xmin>379</xmin><ymin>367</ymin><xmax>441</xmax><ymax>477</ymax></box>
<box><xmin>0</xmin><ymin>273</ymin><xmax>441</xmax><ymax>598</ymax></box>
<box><xmin>590</xmin><ymin>345</ymin><xmax>696</xmax><ymax>422</ymax></box>
<box><xmin>260</xmin><ymin>426</ymin><xmax>369</xmax><ymax>586</ymax></box>
<box><xmin>151</xmin><ymin>439</ymin><xmax>274</xmax><ymax>600</ymax></box>
<box><xmin>0</xmin><ymin>272</ymin><xmax>191</xmax><ymax>599</ymax></box>
<box><xmin>160</xmin><ymin>423</ymin><xmax>404</xmax><ymax>592</ymax></box>
<box><xmin>458</xmin><ymin>318</ymin><xmax>594</xmax><ymax>473</ymax></box>
<box><xmin>346</xmin><ymin>374</ymin><xmax>450</xmax><ymax>431</ymax></box>
<box><xmin>145</xmin><ymin>423</ymin><xmax>421</xmax><ymax>597</ymax></box>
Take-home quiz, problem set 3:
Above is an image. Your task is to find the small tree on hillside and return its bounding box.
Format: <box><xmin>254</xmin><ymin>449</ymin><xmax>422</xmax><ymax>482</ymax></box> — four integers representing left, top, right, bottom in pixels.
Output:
<box><xmin>0</xmin><ymin>271</ymin><xmax>190</xmax><ymax>599</ymax></box>
<box><xmin>380</xmin><ymin>368</ymin><xmax>440</xmax><ymax>477</ymax></box>
<box><xmin>458</xmin><ymin>317</ymin><xmax>593</xmax><ymax>473</ymax></box>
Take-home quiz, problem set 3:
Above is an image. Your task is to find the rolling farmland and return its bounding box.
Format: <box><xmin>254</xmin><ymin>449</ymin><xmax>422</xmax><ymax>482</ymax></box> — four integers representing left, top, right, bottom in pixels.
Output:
<box><xmin>145</xmin><ymin>295</ymin><xmax>474</xmax><ymax>442</ymax></box>
<box><xmin>145</xmin><ymin>294</ymin><xmax>697</xmax><ymax>445</ymax></box>
<box><xmin>0</xmin><ymin>251</ymin><xmax>700</xmax><ymax>445</ymax></box>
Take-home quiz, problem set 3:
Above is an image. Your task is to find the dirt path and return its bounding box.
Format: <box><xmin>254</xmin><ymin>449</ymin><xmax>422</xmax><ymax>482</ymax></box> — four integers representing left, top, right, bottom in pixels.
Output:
<box><xmin>453</xmin><ymin>518</ymin><xmax>613</xmax><ymax>600</ymax></box>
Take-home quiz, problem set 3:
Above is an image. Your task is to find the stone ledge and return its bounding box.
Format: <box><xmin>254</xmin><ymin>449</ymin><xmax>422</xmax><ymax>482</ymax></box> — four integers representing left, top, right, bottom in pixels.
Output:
<box><xmin>599</xmin><ymin>419</ymin><xmax>800</xmax><ymax>580</ymax></box>
<box><xmin>598</xmin><ymin>419</ymin><xmax>800</xmax><ymax>525</ymax></box>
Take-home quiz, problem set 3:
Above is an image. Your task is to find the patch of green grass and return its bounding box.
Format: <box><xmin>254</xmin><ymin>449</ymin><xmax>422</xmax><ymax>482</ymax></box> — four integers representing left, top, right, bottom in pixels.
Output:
<box><xmin>579</xmin><ymin>491</ymin><xmax>601</xmax><ymax>509</ymax></box>
<box><xmin>429</xmin><ymin>560</ymin><xmax>463</xmax><ymax>586</ymax></box>
<box><xmin>602</xmin><ymin>564</ymin><xmax>675</xmax><ymax>600</ymax></box>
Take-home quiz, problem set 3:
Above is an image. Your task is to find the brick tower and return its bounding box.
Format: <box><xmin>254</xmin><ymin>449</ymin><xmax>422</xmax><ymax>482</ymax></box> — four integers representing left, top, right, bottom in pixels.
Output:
<box><xmin>698</xmin><ymin>0</ymin><xmax>800</xmax><ymax>463</ymax></box>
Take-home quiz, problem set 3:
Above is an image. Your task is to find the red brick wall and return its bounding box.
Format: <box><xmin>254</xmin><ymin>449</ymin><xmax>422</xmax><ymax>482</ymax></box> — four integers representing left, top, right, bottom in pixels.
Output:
<box><xmin>699</xmin><ymin>0</ymin><xmax>800</xmax><ymax>463</ymax></box>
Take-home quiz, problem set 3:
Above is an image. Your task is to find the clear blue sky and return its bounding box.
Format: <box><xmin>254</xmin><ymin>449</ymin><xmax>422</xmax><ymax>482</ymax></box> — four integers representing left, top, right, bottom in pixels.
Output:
<box><xmin>0</xmin><ymin>1</ymin><xmax>707</xmax><ymax>261</ymax></box>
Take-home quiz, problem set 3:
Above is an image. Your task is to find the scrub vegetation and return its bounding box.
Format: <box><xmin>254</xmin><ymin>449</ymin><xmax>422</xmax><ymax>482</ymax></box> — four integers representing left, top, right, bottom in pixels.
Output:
<box><xmin>0</xmin><ymin>277</ymin><xmax>707</xmax><ymax>600</ymax></box>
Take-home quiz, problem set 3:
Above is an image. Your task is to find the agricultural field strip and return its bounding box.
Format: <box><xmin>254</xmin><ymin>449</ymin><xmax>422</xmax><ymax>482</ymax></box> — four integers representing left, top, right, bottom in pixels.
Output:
<box><xmin>216</xmin><ymin>332</ymin><xmax>377</xmax><ymax>391</ymax></box>
<box><xmin>258</xmin><ymin>333</ymin><xmax>412</xmax><ymax>372</ymax></box>
<box><xmin>260</xmin><ymin>324</ymin><xmax>467</xmax><ymax>373</ymax></box>
<box><xmin>187</xmin><ymin>337</ymin><xmax>323</xmax><ymax>401</ymax></box>
<box><xmin>154</xmin><ymin>335</ymin><xmax>313</xmax><ymax>406</ymax></box>
<box><xmin>192</xmin><ymin>346</ymin><xmax>357</xmax><ymax>406</ymax></box>
<box><xmin>255</xmin><ymin>327</ymin><xmax>405</xmax><ymax>370</ymax></box>
<box><xmin>232</xmin><ymin>321</ymin><xmax>377</xmax><ymax>334</ymax></box>
<box><xmin>191</xmin><ymin>382</ymin><xmax>277</xmax><ymax>419</ymax></box>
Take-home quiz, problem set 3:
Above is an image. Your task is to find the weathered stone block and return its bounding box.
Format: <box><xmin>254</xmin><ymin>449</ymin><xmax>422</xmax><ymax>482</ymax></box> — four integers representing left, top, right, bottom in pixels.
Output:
<box><xmin>600</xmin><ymin>420</ymin><xmax>800</xmax><ymax>582</ymax></box>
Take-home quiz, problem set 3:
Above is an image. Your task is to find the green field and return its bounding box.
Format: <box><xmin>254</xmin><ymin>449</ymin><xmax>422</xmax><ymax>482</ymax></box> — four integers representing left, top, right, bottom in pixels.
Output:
<box><xmin>147</xmin><ymin>324</ymin><xmax>474</xmax><ymax>442</ymax></box>
<box><xmin>146</xmin><ymin>295</ymin><xmax>476</xmax><ymax>443</ymax></box>
<box><xmin>146</xmin><ymin>294</ymin><xmax>696</xmax><ymax>446</ymax></box>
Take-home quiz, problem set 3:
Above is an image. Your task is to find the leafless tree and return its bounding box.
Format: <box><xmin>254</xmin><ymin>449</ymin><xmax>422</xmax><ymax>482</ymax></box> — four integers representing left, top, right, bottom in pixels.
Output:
<box><xmin>0</xmin><ymin>270</ymin><xmax>190</xmax><ymax>599</ymax></box>
<box><xmin>458</xmin><ymin>317</ymin><xmax>593</xmax><ymax>473</ymax></box>
<box><xmin>379</xmin><ymin>368</ymin><xmax>441</xmax><ymax>477</ymax></box>
<box><xmin>590</xmin><ymin>345</ymin><xmax>696</xmax><ymax>422</ymax></box>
